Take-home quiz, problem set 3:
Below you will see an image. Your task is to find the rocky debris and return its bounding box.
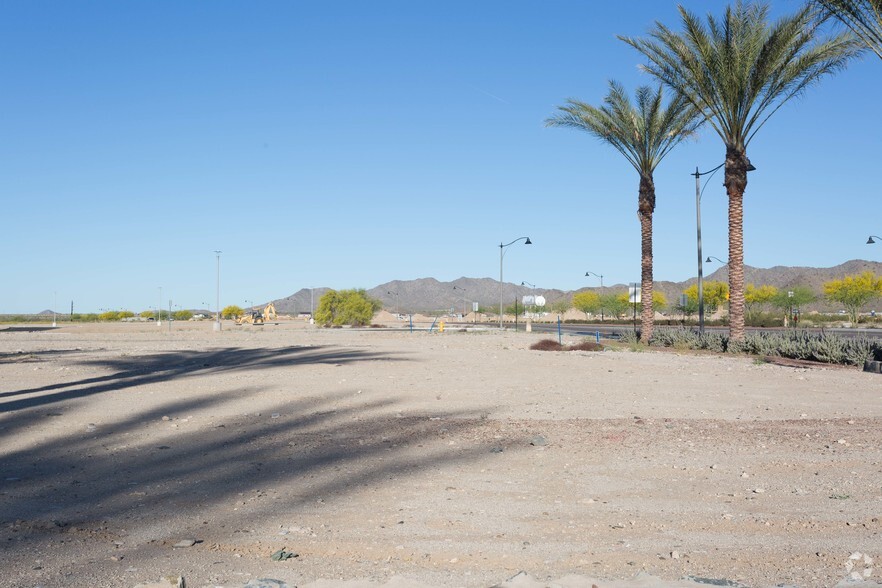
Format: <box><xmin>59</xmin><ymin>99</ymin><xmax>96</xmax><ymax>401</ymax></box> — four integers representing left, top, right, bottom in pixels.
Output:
<box><xmin>243</xmin><ymin>580</ymin><xmax>288</xmax><ymax>588</ymax></box>
<box><xmin>133</xmin><ymin>576</ymin><xmax>184</xmax><ymax>588</ymax></box>
<box><xmin>270</xmin><ymin>547</ymin><xmax>298</xmax><ymax>561</ymax></box>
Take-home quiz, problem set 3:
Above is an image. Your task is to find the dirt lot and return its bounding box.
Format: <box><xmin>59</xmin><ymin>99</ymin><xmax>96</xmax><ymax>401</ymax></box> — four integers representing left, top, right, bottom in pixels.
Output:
<box><xmin>1</xmin><ymin>321</ymin><xmax>880</xmax><ymax>588</ymax></box>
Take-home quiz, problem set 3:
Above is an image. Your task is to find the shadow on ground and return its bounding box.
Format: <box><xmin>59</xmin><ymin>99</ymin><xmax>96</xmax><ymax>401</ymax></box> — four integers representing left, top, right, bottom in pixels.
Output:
<box><xmin>0</xmin><ymin>343</ymin><xmax>499</xmax><ymax>582</ymax></box>
<box><xmin>0</xmin><ymin>345</ymin><xmax>399</xmax><ymax>411</ymax></box>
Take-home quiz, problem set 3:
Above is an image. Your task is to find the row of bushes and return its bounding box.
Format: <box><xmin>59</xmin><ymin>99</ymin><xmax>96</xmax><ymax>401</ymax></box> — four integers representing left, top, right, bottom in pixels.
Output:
<box><xmin>618</xmin><ymin>328</ymin><xmax>881</xmax><ymax>366</ymax></box>
<box><xmin>565</xmin><ymin>312</ymin><xmax>880</xmax><ymax>328</ymax></box>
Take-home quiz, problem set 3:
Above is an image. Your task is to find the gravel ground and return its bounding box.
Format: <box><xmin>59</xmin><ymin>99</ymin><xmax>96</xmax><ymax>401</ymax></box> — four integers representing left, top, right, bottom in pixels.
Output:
<box><xmin>1</xmin><ymin>321</ymin><xmax>880</xmax><ymax>588</ymax></box>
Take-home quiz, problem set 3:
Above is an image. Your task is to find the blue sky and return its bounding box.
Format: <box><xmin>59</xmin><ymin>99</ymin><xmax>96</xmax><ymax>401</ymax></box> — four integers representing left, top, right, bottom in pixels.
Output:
<box><xmin>2</xmin><ymin>1</ymin><xmax>879</xmax><ymax>314</ymax></box>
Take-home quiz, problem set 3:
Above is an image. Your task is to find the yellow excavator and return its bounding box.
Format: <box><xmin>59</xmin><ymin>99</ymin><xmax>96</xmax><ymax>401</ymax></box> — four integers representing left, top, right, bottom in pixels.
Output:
<box><xmin>236</xmin><ymin>302</ymin><xmax>278</xmax><ymax>325</ymax></box>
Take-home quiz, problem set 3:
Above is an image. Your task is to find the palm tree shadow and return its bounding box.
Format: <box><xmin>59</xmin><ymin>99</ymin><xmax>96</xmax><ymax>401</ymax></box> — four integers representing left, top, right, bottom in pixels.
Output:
<box><xmin>0</xmin><ymin>385</ymin><xmax>507</xmax><ymax>573</ymax></box>
<box><xmin>0</xmin><ymin>345</ymin><xmax>405</xmax><ymax>413</ymax></box>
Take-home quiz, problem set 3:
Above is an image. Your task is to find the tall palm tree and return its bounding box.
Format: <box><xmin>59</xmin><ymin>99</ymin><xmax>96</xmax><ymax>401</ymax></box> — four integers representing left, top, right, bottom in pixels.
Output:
<box><xmin>546</xmin><ymin>82</ymin><xmax>702</xmax><ymax>343</ymax></box>
<box><xmin>816</xmin><ymin>0</ymin><xmax>882</xmax><ymax>58</ymax></box>
<box><xmin>621</xmin><ymin>1</ymin><xmax>861</xmax><ymax>340</ymax></box>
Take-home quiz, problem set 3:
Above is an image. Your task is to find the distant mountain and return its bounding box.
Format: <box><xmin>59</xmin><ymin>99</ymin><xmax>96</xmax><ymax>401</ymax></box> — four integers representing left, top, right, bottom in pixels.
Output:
<box><xmin>269</xmin><ymin>260</ymin><xmax>882</xmax><ymax>315</ymax></box>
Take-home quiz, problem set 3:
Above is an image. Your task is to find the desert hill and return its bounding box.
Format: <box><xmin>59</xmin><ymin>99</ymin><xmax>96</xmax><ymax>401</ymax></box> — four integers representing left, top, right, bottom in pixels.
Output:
<box><xmin>270</xmin><ymin>259</ymin><xmax>882</xmax><ymax>315</ymax></box>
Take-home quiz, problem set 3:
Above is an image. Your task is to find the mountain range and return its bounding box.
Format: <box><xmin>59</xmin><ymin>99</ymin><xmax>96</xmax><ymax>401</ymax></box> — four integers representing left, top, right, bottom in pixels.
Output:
<box><xmin>271</xmin><ymin>259</ymin><xmax>882</xmax><ymax>315</ymax></box>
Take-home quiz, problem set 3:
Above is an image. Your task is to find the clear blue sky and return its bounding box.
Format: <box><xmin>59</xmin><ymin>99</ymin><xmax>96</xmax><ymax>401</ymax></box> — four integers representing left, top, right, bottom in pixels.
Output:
<box><xmin>2</xmin><ymin>1</ymin><xmax>878</xmax><ymax>314</ymax></box>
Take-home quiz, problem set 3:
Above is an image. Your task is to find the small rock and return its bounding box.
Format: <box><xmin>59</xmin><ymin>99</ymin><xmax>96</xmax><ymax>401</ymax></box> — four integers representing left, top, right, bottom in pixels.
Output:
<box><xmin>244</xmin><ymin>580</ymin><xmax>288</xmax><ymax>588</ymax></box>
<box><xmin>530</xmin><ymin>435</ymin><xmax>547</xmax><ymax>447</ymax></box>
<box><xmin>172</xmin><ymin>539</ymin><xmax>196</xmax><ymax>548</ymax></box>
<box><xmin>671</xmin><ymin>550</ymin><xmax>681</xmax><ymax>559</ymax></box>
<box><xmin>270</xmin><ymin>548</ymin><xmax>298</xmax><ymax>561</ymax></box>
<box><xmin>753</xmin><ymin>488</ymin><xmax>765</xmax><ymax>494</ymax></box>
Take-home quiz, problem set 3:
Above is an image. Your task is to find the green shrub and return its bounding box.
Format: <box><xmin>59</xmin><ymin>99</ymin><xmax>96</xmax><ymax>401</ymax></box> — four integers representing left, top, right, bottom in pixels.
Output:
<box><xmin>644</xmin><ymin>327</ymin><xmax>880</xmax><ymax>366</ymax></box>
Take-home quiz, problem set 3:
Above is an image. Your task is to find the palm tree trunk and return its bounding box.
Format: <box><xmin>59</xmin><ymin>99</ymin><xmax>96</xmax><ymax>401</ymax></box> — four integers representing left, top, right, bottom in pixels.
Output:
<box><xmin>725</xmin><ymin>150</ymin><xmax>749</xmax><ymax>341</ymax></box>
<box><xmin>638</xmin><ymin>175</ymin><xmax>655</xmax><ymax>343</ymax></box>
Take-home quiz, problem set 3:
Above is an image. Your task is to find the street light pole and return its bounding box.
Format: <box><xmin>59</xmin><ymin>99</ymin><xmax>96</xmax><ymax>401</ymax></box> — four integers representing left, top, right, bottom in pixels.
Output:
<box><xmin>499</xmin><ymin>237</ymin><xmax>532</xmax><ymax>329</ymax></box>
<box><xmin>453</xmin><ymin>286</ymin><xmax>467</xmax><ymax>317</ymax></box>
<box><xmin>214</xmin><ymin>250</ymin><xmax>222</xmax><ymax>331</ymax></box>
<box><xmin>53</xmin><ymin>291</ymin><xmax>57</xmax><ymax>327</ymax></box>
<box><xmin>521</xmin><ymin>281</ymin><xmax>535</xmax><ymax>317</ymax></box>
<box><xmin>158</xmin><ymin>286</ymin><xmax>162</xmax><ymax>326</ymax></box>
<box><xmin>387</xmin><ymin>290</ymin><xmax>400</xmax><ymax>316</ymax></box>
<box><xmin>693</xmin><ymin>161</ymin><xmax>755</xmax><ymax>335</ymax></box>
<box><xmin>584</xmin><ymin>271</ymin><xmax>604</xmax><ymax>321</ymax></box>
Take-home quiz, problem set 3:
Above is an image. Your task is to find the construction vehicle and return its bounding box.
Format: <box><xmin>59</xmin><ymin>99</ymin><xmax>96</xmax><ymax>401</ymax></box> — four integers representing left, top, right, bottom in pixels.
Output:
<box><xmin>236</xmin><ymin>302</ymin><xmax>278</xmax><ymax>325</ymax></box>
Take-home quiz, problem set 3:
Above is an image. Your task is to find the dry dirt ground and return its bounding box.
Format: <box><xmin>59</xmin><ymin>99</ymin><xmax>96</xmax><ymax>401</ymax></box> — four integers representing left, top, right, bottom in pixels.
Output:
<box><xmin>1</xmin><ymin>321</ymin><xmax>880</xmax><ymax>588</ymax></box>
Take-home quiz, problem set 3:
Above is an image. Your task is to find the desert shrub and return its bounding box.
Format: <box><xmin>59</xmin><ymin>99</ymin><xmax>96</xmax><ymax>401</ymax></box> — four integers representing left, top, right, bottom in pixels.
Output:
<box><xmin>641</xmin><ymin>328</ymin><xmax>880</xmax><ymax>367</ymax></box>
<box><xmin>569</xmin><ymin>340</ymin><xmax>603</xmax><ymax>351</ymax></box>
<box><xmin>531</xmin><ymin>339</ymin><xmax>564</xmax><ymax>351</ymax></box>
<box><xmin>315</xmin><ymin>289</ymin><xmax>376</xmax><ymax>326</ymax></box>
<box><xmin>618</xmin><ymin>330</ymin><xmax>640</xmax><ymax>345</ymax></box>
<box><xmin>530</xmin><ymin>339</ymin><xmax>603</xmax><ymax>352</ymax></box>
<box><xmin>222</xmin><ymin>305</ymin><xmax>244</xmax><ymax>320</ymax></box>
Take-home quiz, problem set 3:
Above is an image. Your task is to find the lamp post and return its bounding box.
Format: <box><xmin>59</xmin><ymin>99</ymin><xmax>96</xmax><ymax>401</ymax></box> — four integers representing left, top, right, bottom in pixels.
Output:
<box><xmin>693</xmin><ymin>161</ymin><xmax>755</xmax><ymax>335</ymax></box>
<box><xmin>387</xmin><ymin>290</ymin><xmax>400</xmax><ymax>316</ymax></box>
<box><xmin>52</xmin><ymin>291</ymin><xmax>57</xmax><ymax>327</ymax></box>
<box><xmin>214</xmin><ymin>250</ymin><xmax>222</xmax><ymax>331</ymax></box>
<box><xmin>499</xmin><ymin>237</ymin><xmax>532</xmax><ymax>328</ymax></box>
<box><xmin>521</xmin><ymin>281</ymin><xmax>535</xmax><ymax>318</ymax></box>
<box><xmin>453</xmin><ymin>286</ymin><xmax>468</xmax><ymax>317</ymax></box>
<box><xmin>158</xmin><ymin>286</ymin><xmax>162</xmax><ymax>326</ymax></box>
<box><xmin>584</xmin><ymin>271</ymin><xmax>604</xmax><ymax>321</ymax></box>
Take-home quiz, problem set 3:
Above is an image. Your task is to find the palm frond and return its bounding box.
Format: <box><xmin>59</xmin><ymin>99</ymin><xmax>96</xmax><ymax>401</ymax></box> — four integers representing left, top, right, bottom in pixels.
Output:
<box><xmin>816</xmin><ymin>0</ymin><xmax>882</xmax><ymax>58</ymax></box>
<box><xmin>545</xmin><ymin>81</ymin><xmax>703</xmax><ymax>183</ymax></box>
<box><xmin>620</xmin><ymin>0</ymin><xmax>863</xmax><ymax>151</ymax></box>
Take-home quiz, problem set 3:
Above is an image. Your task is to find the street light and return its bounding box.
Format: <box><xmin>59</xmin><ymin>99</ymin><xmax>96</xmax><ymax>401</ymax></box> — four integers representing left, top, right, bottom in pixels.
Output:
<box><xmin>705</xmin><ymin>256</ymin><xmax>728</xmax><ymax>264</ymax></box>
<box><xmin>214</xmin><ymin>250</ymin><xmax>222</xmax><ymax>331</ymax></box>
<box><xmin>499</xmin><ymin>237</ymin><xmax>532</xmax><ymax>328</ymax></box>
<box><xmin>521</xmin><ymin>281</ymin><xmax>535</xmax><ymax>318</ymax></box>
<box><xmin>387</xmin><ymin>290</ymin><xmax>400</xmax><ymax>316</ymax></box>
<box><xmin>158</xmin><ymin>286</ymin><xmax>162</xmax><ymax>326</ymax></box>
<box><xmin>585</xmin><ymin>271</ymin><xmax>604</xmax><ymax>321</ymax></box>
<box><xmin>693</xmin><ymin>160</ymin><xmax>755</xmax><ymax>334</ymax></box>
<box><xmin>453</xmin><ymin>286</ymin><xmax>468</xmax><ymax>317</ymax></box>
<box><xmin>868</xmin><ymin>235</ymin><xmax>881</xmax><ymax>244</ymax></box>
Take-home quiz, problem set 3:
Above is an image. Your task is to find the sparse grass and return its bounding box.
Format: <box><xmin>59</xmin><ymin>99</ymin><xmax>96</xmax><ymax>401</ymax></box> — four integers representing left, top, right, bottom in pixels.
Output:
<box><xmin>530</xmin><ymin>339</ymin><xmax>603</xmax><ymax>352</ymax></box>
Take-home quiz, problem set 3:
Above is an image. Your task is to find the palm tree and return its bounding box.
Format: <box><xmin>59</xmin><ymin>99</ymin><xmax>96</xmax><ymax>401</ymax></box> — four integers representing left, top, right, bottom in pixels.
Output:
<box><xmin>546</xmin><ymin>82</ymin><xmax>702</xmax><ymax>343</ymax></box>
<box><xmin>816</xmin><ymin>0</ymin><xmax>882</xmax><ymax>58</ymax></box>
<box><xmin>621</xmin><ymin>1</ymin><xmax>861</xmax><ymax>340</ymax></box>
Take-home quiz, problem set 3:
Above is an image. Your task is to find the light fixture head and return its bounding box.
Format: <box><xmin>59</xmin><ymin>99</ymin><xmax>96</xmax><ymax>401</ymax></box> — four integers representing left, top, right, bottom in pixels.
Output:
<box><xmin>524</xmin><ymin>237</ymin><xmax>532</xmax><ymax>245</ymax></box>
<box><xmin>746</xmin><ymin>159</ymin><xmax>756</xmax><ymax>172</ymax></box>
<box><xmin>868</xmin><ymin>236</ymin><xmax>877</xmax><ymax>244</ymax></box>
